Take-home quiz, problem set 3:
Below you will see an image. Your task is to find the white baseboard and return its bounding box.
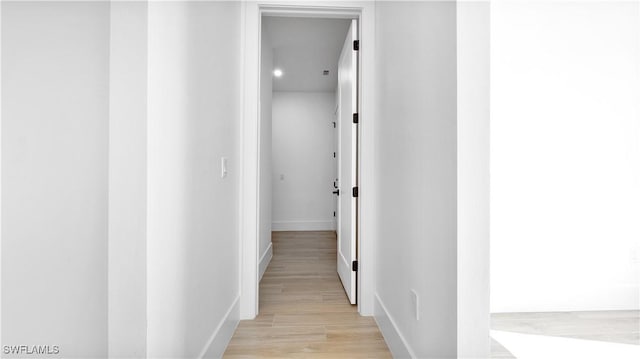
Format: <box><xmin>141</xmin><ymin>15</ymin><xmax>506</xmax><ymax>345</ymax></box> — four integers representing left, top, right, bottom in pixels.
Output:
<box><xmin>491</xmin><ymin>284</ymin><xmax>640</xmax><ymax>313</ymax></box>
<box><xmin>374</xmin><ymin>293</ymin><xmax>415</xmax><ymax>359</ymax></box>
<box><xmin>259</xmin><ymin>242</ymin><xmax>273</xmax><ymax>282</ymax></box>
<box><xmin>197</xmin><ymin>294</ymin><xmax>240</xmax><ymax>359</ymax></box>
<box><xmin>271</xmin><ymin>220</ymin><xmax>335</xmax><ymax>231</ymax></box>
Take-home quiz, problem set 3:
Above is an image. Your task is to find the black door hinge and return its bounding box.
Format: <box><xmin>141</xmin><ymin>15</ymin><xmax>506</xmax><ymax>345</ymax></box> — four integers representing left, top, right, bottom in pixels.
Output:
<box><xmin>333</xmin><ymin>121</ymin><xmax>336</xmax><ymax>128</ymax></box>
<box><xmin>333</xmin><ymin>211</ymin><xmax>336</xmax><ymax>217</ymax></box>
<box><xmin>333</xmin><ymin>152</ymin><xmax>336</xmax><ymax>158</ymax></box>
<box><xmin>353</xmin><ymin>40</ymin><xmax>359</xmax><ymax>51</ymax></box>
<box><xmin>353</xmin><ymin>113</ymin><xmax>359</xmax><ymax>124</ymax></box>
<box><xmin>352</xmin><ymin>260</ymin><xmax>358</xmax><ymax>271</ymax></box>
<box><xmin>352</xmin><ymin>186</ymin><xmax>359</xmax><ymax>198</ymax></box>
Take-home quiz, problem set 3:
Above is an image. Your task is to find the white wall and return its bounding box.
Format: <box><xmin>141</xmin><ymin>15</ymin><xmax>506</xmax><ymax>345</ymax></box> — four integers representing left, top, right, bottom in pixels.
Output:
<box><xmin>147</xmin><ymin>1</ymin><xmax>242</xmax><ymax>358</ymax></box>
<box><xmin>457</xmin><ymin>1</ymin><xmax>490</xmax><ymax>357</ymax></box>
<box><xmin>0</xmin><ymin>2</ymin><xmax>3</xmax><ymax>348</ymax></box>
<box><xmin>272</xmin><ymin>92</ymin><xmax>336</xmax><ymax>231</ymax></box>
<box><xmin>491</xmin><ymin>1</ymin><xmax>640</xmax><ymax>313</ymax></box>
<box><xmin>108</xmin><ymin>1</ymin><xmax>148</xmax><ymax>357</ymax></box>
<box><xmin>259</xmin><ymin>27</ymin><xmax>273</xmax><ymax>280</ymax></box>
<box><xmin>374</xmin><ymin>1</ymin><xmax>458</xmax><ymax>358</ymax></box>
<box><xmin>1</xmin><ymin>2</ymin><xmax>110</xmax><ymax>357</ymax></box>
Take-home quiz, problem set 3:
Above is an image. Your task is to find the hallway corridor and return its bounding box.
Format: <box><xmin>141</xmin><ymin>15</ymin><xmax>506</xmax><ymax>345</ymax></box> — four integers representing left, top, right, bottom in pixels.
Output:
<box><xmin>224</xmin><ymin>231</ymin><xmax>391</xmax><ymax>358</ymax></box>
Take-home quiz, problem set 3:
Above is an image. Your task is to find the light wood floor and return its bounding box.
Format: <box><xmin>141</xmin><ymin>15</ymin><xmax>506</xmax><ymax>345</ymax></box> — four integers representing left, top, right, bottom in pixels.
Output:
<box><xmin>224</xmin><ymin>231</ymin><xmax>392</xmax><ymax>358</ymax></box>
<box><xmin>491</xmin><ymin>310</ymin><xmax>640</xmax><ymax>358</ymax></box>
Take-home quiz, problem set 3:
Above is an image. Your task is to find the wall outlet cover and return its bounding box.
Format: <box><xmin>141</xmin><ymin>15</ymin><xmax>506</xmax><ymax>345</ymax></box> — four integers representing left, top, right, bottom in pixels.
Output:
<box><xmin>410</xmin><ymin>289</ymin><xmax>420</xmax><ymax>321</ymax></box>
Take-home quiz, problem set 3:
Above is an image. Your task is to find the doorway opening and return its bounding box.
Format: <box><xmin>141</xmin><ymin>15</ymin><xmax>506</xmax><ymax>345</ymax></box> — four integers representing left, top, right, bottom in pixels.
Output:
<box><xmin>261</xmin><ymin>14</ymin><xmax>358</xmax><ymax>305</ymax></box>
<box><xmin>239</xmin><ymin>3</ymin><xmax>376</xmax><ymax>321</ymax></box>
<box><xmin>488</xmin><ymin>3</ymin><xmax>640</xmax><ymax>357</ymax></box>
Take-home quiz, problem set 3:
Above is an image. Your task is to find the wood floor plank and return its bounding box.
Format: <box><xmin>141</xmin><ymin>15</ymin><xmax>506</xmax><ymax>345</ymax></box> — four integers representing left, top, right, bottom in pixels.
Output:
<box><xmin>224</xmin><ymin>231</ymin><xmax>392</xmax><ymax>358</ymax></box>
<box><xmin>491</xmin><ymin>310</ymin><xmax>640</xmax><ymax>358</ymax></box>
<box><xmin>492</xmin><ymin>310</ymin><xmax>640</xmax><ymax>346</ymax></box>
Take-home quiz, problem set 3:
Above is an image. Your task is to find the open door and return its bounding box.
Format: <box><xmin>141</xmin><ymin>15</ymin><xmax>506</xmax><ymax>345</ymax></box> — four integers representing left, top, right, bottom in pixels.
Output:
<box><xmin>332</xmin><ymin>105</ymin><xmax>339</xmax><ymax>230</ymax></box>
<box><xmin>336</xmin><ymin>19</ymin><xmax>358</xmax><ymax>305</ymax></box>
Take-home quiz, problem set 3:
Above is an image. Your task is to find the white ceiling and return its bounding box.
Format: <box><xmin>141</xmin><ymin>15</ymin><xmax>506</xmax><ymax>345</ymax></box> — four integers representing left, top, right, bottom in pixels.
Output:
<box><xmin>263</xmin><ymin>16</ymin><xmax>351</xmax><ymax>92</ymax></box>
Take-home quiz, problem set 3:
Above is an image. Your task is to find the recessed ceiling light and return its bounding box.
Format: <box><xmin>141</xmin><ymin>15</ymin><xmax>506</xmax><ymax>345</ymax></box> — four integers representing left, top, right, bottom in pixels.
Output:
<box><xmin>273</xmin><ymin>69</ymin><xmax>283</xmax><ymax>77</ymax></box>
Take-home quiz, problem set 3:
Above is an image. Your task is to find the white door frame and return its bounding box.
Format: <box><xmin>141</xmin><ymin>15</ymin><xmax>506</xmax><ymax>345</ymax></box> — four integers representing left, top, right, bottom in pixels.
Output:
<box><xmin>239</xmin><ymin>0</ymin><xmax>376</xmax><ymax>319</ymax></box>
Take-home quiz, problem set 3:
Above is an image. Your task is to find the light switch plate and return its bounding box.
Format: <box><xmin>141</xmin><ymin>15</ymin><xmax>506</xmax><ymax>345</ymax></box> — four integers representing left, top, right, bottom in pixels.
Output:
<box><xmin>221</xmin><ymin>157</ymin><xmax>228</xmax><ymax>178</ymax></box>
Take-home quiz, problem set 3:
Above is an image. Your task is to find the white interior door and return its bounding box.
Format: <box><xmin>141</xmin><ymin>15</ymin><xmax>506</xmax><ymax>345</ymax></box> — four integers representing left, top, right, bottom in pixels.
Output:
<box><xmin>336</xmin><ymin>19</ymin><xmax>358</xmax><ymax>305</ymax></box>
<box><xmin>333</xmin><ymin>106</ymin><xmax>339</xmax><ymax>229</ymax></box>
